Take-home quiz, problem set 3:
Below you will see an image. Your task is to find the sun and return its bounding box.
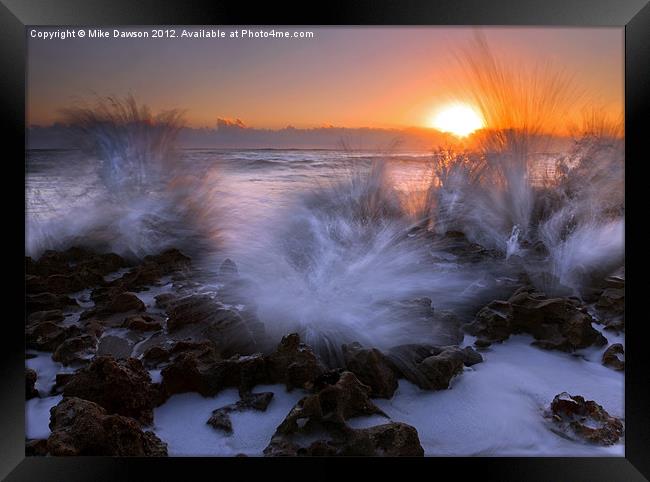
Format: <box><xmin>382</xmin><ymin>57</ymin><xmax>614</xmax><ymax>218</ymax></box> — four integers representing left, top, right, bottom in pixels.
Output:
<box><xmin>429</xmin><ymin>103</ymin><xmax>485</xmax><ymax>137</ymax></box>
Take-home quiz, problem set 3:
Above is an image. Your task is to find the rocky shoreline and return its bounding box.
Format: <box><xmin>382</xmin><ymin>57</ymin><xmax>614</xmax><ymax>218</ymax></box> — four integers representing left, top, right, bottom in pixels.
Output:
<box><xmin>25</xmin><ymin>241</ymin><xmax>625</xmax><ymax>456</ymax></box>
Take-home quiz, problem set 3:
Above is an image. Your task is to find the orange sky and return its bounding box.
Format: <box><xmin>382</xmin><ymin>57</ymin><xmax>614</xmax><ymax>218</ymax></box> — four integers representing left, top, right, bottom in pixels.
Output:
<box><xmin>27</xmin><ymin>27</ymin><xmax>623</xmax><ymax>134</ymax></box>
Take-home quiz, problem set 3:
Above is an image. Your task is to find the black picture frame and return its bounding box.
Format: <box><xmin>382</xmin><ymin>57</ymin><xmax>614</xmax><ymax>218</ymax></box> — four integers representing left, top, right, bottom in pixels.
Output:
<box><xmin>3</xmin><ymin>0</ymin><xmax>649</xmax><ymax>480</ymax></box>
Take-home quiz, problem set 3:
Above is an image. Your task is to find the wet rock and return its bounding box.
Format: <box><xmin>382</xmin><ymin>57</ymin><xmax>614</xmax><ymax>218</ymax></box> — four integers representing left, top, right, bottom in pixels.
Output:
<box><xmin>206</xmin><ymin>392</ymin><xmax>274</xmax><ymax>434</ymax></box>
<box><xmin>26</xmin><ymin>368</ymin><xmax>39</xmax><ymax>399</ymax></box>
<box><xmin>548</xmin><ymin>392</ymin><xmax>623</xmax><ymax>445</ymax></box>
<box><xmin>275</xmin><ymin>371</ymin><xmax>386</xmax><ymax>436</ymax></box>
<box><xmin>26</xmin><ymin>292</ymin><xmax>78</xmax><ymax>314</ymax></box>
<box><xmin>219</xmin><ymin>258</ymin><xmax>239</xmax><ymax>278</ymax></box>
<box><xmin>114</xmin><ymin>249</ymin><xmax>191</xmax><ymax>292</ymax></box>
<box><xmin>596</xmin><ymin>287</ymin><xmax>624</xmax><ymax>315</ymax></box>
<box><xmin>342</xmin><ymin>342</ymin><xmax>398</xmax><ymax>398</ymax></box>
<box><xmin>387</xmin><ymin>344</ymin><xmax>481</xmax><ymax>390</ymax></box>
<box><xmin>154</xmin><ymin>293</ymin><xmax>177</xmax><ymax>310</ymax></box>
<box><xmin>27</xmin><ymin>309</ymin><xmax>65</xmax><ymax>326</ymax></box>
<box><xmin>265</xmin><ymin>421</ymin><xmax>424</xmax><ymax>456</ymax></box>
<box><xmin>47</xmin><ymin>397</ymin><xmax>167</xmax><ymax>456</ymax></box>
<box><xmin>96</xmin><ymin>335</ymin><xmax>134</xmax><ymax>359</ymax></box>
<box><xmin>81</xmin><ymin>292</ymin><xmax>145</xmax><ymax>320</ymax></box>
<box><xmin>123</xmin><ymin>313</ymin><xmax>163</xmax><ymax>331</ymax></box>
<box><xmin>25</xmin><ymin>438</ymin><xmax>49</xmax><ymax>456</ymax></box>
<box><xmin>160</xmin><ymin>347</ymin><xmax>267</xmax><ymax>398</ymax></box>
<box><xmin>52</xmin><ymin>334</ymin><xmax>98</xmax><ymax>365</ymax></box>
<box><xmin>602</xmin><ymin>343</ymin><xmax>625</xmax><ymax>371</ymax></box>
<box><xmin>466</xmin><ymin>287</ymin><xmax>607</xmax><ymax>351</ymax></box>
<box><xmin>63</xmin><ymin>356</ymin><xmax>158</xmax><ymax>424</ymax></box>
<box><xmin>142</xmin><ymin>345</ymin><xmax>171</xmax><ymax>367</ymax></box>
<box><xmin>266</xmin><ymin>333</ymin><xmax>326</xmax><ymax>391</ymax></box>
<box><xmin>53</xmin><ymin>373</ymin><xmax>75</xmax><ymax>393</ymax></box>
<box><xmin>26</xmin><ymin>321</ymin><xmax>82</xmax><ymax>352</ymax></box>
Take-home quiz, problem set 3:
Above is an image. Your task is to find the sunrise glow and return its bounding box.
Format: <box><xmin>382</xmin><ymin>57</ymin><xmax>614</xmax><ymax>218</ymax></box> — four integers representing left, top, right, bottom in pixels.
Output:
<box><xmin>430</xmin><ymin>104</ymin><xmax>485</xmax><ymax>137</ymax></box>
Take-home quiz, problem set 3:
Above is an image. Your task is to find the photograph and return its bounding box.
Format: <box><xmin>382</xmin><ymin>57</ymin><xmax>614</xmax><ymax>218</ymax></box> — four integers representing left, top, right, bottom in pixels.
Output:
<box><xmin>24</xmin><ymin>25</ymin><xmax>625</xmax><ymax>457</ymax></box>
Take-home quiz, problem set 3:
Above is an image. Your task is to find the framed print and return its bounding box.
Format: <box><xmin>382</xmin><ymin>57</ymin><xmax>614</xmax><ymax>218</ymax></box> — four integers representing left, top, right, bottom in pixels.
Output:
<box><xmin>2</xmin><ymin>0</ymin><xmax>649</xmax><ymax>480</ymax></box>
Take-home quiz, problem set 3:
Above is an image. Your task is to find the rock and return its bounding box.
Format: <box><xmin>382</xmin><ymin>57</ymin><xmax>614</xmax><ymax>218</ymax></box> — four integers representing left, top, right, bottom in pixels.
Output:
<box><xmin>81</xmin><ymin>291</ymin><xmax>146</xmax><ymax>321</ymax></box>
<box><xmin>96</xmin><ymin>335</ymin><xmax>134</xmax><ymax>359</ymax></box>
<box><xmin>27</xmin><ymin>310</ymin><xmax>65</xmax><ymax>326</ymax></box>
<box><xmin>143</xmin><ymin>249</ymin><xmax>191</xmax><ymax>273</ymax></box>
<box><xmin>26</xmin><ymin>292</ymin><xmax>78</xmax><ymax>314</ymax></box>
<box><xmin>63</xmin><ymin>356</ymin><xmax>158</xmax><ymax>424</ymax></box>
<box><xmin>154</xmin><ymin>293</ymin><xmax>177</xmax><ymax>309</ymax></box>
<box><xmin>47</xmin><ymin>397</ymin><xmax>167</xmax><ymax>456</ymax></box>
<box><xmin>112</xmin><ymin>249</ymin><xmax>191</xmax><ymax>292</ymax></box>
<box><xmin>549</xmin><ymin>392</ymin><xmax>623</xmax><ymax>445</ymax></box>
<box><xmin>602</xmin><ymin>344</ymin><xmax>625</xmax><ymax>371</ymax></box>
<box><xmin>219</xmin><ymin>258</ymin><xmax>239</xmax><ymax>278</ymax></box>
<box><xmin>342</xmin><ymin>342</ymin><xmax>398</xmax><ymax>398</ymax></box>
<box><xmin>52</xmin><ymin>335</ymin><xmax>98</xmax><ymax>365</ymax></box>
<box><xmin>123</xmin><ymin>313</ymin><xmax>163</xmax><ymax>331</ymax></box>
<box><xmin>596</xmin><ymin>287</ymin><xmax>624</xmax><ymax>315</ymax></box>
<box><xmin>53</xmin><ymin>373</ymin><xmax>75</xmax><ymax>393</ymax></box>
<box><xmin>142</xmin><ymin>345</ymin><xmax>171</xmax><ymax>367</ymax></box>
<box><xmin>338</xmin><ymin>422</ymin><xmax>425</xmax><ymax>456</ymax></box>
<box><xmin>387</xmin><ymin>344</ymin><xmax>481</xmax><ymax>390</ymax></box>
<box><xmin>265</xmin><ymin>419</ymin><xmax>424</xmax><ymax>456</ymax></box>
<box><xmin>26</xmin><ymin>321</ymin><xmax>82</xmax><ymax>352</ymax></box>
<box><xmin>266</xmin><ymin>333</ymin><xmax>326</xmax><ymax>391</ymax></box>
<box><xmin>206</xmin><ymin>392</ymin><xmax>274</xmax><ymax>434</ymax></box>
<box><xmin>25</xmin><ymin>438</ymin><xmax>49</xmax><ymax>456</ymax></box>
<box><xmin>465</xmin><ymin>287</ymin><xmax>607</xmax><ymax>351</ymax></box>
<box><xmin>275</xmin><ymin>371</ymin><xmax>386</xmax><ymax>437</ymax></box>
<box><xmin>160</xmin><ymin>347</ymin><xmax>267</xmax><ymax>398</ymax></box>
<box><xmin>26</xmin><ymin>368</ymin><xmax>39</xmax><ymax>399</ymax></box>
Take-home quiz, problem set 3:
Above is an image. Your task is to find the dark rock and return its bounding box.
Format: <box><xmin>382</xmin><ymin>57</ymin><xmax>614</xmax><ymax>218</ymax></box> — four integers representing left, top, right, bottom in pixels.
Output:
<box><xmin>602</xmin><ymin>344</ymin><xmax>625</xmax><ymax>371</ymax></box>
<box><xmin>466</xmin><ymin>287</ymin><xmax>607</xmax><ymax>351</ymax></box>
<box><xmin>338</xmin><ymin>422</ymin><xmax>425</xmax><ymax>456</ymax></box>
<box><xmin>154</xmin><ymin>293</ymin><xmax>177</xmax><ymax>309</ymax></box>
<box><xmin>596</xmin><ymin>287</ymin><xmax>624</xmax><ymax>315</ymax></box>
<box><xmin>26</xmin><ymin>292</ymin><xmax>78</xmax><ymax>314</ymax></box>
<box><xmin>123</xmin><ymin>313</ymin><xmax>163</xmax><ymax>331</ymax></box>
<box><xmin>342</xmin><ymin>342</ymin><xmax>398</xmax><ymax>398</ymax></box>
<box><xmin>96</xmin><ymin>335</ymin><xmax>134</xmax><ymax>359</ymax></box>
<box><xmin>25</xmin><ymin>438</ymin><xmax>49</xmax><ymax>456</ymax></box>
<box><xmin>219</xmin><ymin>258</ymin><xmax>239</xmax><ymax>278</ymax></box>
<box><xmin>549</xmin><ymin>392</ymin><xmax>623</xmax><ymax>445</ymax></box>
<box><xmin>207</xmin><ymin>392</ymin><xmax>274</xmax><ymax>434</ymax></box>
<box><xmin>27</xmin><ymin>309</ymin><xmax>65</xmax><ymax>326</ymax></box>
<box><xmin>274</xmin><ymin>371</ymin><xmax>386</xmax><ymax>436</ymax></box>
<box><xmin>87</xmin><ymin>292</ymin><xmax>145</xmax><ymax>319</ymax></box>
<box><xmin>142</xmin><ymin>345</ymin><xmax>171</xmax><ymax>367</ymax></box>
<box><xmin>26</xmin><ymin>368</ymin><xmax>39</xmax><ymax>399</ymax></box>
<box><xmin>52</xmin><ymin>334</ymin><xmax>98</xmax><ymax>365</ymax></box>
<box><xmin>387</xmin><ymin>344</ymin><xmax>480</xmax><ymax>390</ymax></box>
<box><xmin>26</xmin><ymin>321</ymin><xmax>82</xmax><ymax>352</ymax></box>
<box><xmin>63</xmin><ymin>356</ymin><xmax>158</xmax><ymax>424</ymax></box>
<box><xmin>47</xmin><ymin>397</ymin><xmax>167</xmax><ymax>456</ymax></box>
<box><xmin>53</xmin><ymin>373</ymin><xmax>75</xmax><ymax>393</ymax></box>
<box><xmin>266</xmin><ymin>333</ymin><xmax>326</xmax><ymax>391</ymax></box>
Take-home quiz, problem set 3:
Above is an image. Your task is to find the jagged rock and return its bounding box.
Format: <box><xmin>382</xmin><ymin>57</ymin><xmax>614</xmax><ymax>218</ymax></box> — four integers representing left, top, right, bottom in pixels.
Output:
<box><xmin>26</xmin><ymin>368</ymin><xmax>39</xmax><ymax>399</ymax></box>
<box><xmin>81</xmin><ymin>292</ymin><xmax>145</xmax><ymax>320</ymax></box>
<box><xmin>63</xmin><ymin>356</ymin><xmax>158</xmax><ymax>424</ymax></box>
<box><xmin>52</xmin><ymin>334</ymin><xmax>97</xmax><ymax>365</ymax></box>
<box><xmin>596</xmin><ymin>287</ymin><xmax>624</xmax><ymax>315</ymax></box>
<box><xmin>265</xmin><ymin>421</ymin><xmax>424</xmax><ymax>456</ymax></box>
<box><xmin>206</xmin><ymin>392</ymin><xmax>274</xmax><ymax>434</ymax></box>
<box><xmin>219</xmin><ymin>258</ymin><xmax>239</xmax><ymax>278</ymax></box>
<box><xmin>465</xmin><ymin>287</ymin><xmax>607</xmax><ymax>351</ymax></box>
<box><xmin>154</xmin><ymin>293</ymin><xmax>177</xmax><ymax>309</ymax></box>
<box><xmin>266</xmin><ymin>333</ymin><xmax>326</xmax><ymax>391</ymax></box>
<box><xmin>342</xmin><ymin>342</ymin><xmax>398</xmax><ymax>398</ymax></box>
<box><xmin>275</xmin><ymin>371</ymin><xmax>385</xmax><ymax>437</ymax></box>
<box><xmin>602</xmin><ymin>344</ymin><xmax>625</xmax><ymax>371</ymax></box>
<box><xmin>27</xmin><ymin>310</ymin><xmax>65</xmax><ymax>326</ymax></box>
<box><xmin>387</xmin><ymin>344</ymin><xmax>481</xmax><ymax>390</ymax></box>
<box><xmin>160</xmin><ymin>340</ymin><xmax>267</xmax><ymax>398</ymax></box>
<box><xmin>47</xmin><ymin>397</ymin><xmax>167</xmax><ymax>456</ymax></box>
<box><xmin>142</xmin><ymin>345</ymin><xmax>171</xmax><ymax>367</ymax></box>
<box><xmin>53</xmin><ymin>373</ymin><xmax>75</xmax><ymax>393</ymax></box>
<box><xmin>114</xmin><ymin>249</ymin><xmax>191</xmax><ymax>292</ymax></box>
<box><xmin>96</xmin><ymin>335</ymin><xmax>134</xmax><ymax>359</ymax></box>
<box><xmin>123</xmin><ymin>313</ymin><xmax>163</xmax><ymax>331</ymax></box>
<box><xmin>549</xmin><ymin>392</ymin><xmax>623</xmax><ymax>445</ymax></box>
<box><xmin>25</xmin><ymin>438</ymin><xmax>49</xmax><ymax>456</ymax></box>
<box><xmin>26</xmin><ymin>292</ymin><xmax>78</xmax><ymax>314</ymax></box>
<box><xmin>26</xmin><ymin>321</ymin><xmax>82</xmax><ymax>352</ymax></box>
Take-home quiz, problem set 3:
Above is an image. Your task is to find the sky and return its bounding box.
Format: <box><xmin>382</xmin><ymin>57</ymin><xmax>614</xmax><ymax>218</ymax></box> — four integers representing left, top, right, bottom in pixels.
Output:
<box><xmin>27</xmin><ymin>26</ymin><xmax>623</xmax><ymax>134</ymax></box>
